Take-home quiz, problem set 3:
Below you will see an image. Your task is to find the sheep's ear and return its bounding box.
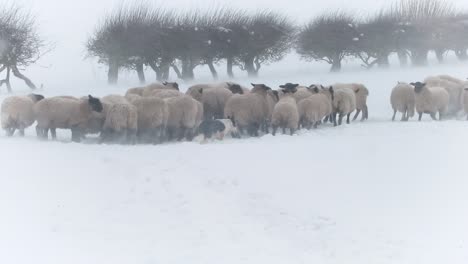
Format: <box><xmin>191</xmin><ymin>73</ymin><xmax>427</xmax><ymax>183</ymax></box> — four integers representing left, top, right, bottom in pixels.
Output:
<box><xmin>313</xmin><ymin>87</ymin><xmax>319</xmax><ymax>93</ymax></box>
<box><xmin>355</xmin><ymin>88</ymin><xmax>360</xmax><ymax>93</ymax></box>
<box><xmin>320</xmin><ymin>85</ymin><xmax>325</xmax><ymax>89</ymax></box>
<box><xmin>88</xmin><ymin>95</ymin><xmax>93</xmax><ymax>100</ymax></box>
<box><xmin>199</xmin><ymin>88</ymin><xmax>203</xmax><ymax>94</ymax></box>
<box><xmin>329</xmin><ymin>86</ymin><xmax>334</xmax><ymax>92</ymax></box>
<box><xmin>410</xmin><ymin>82</ymin><xmax>415</xmax><ymax>86</ymax></box>
<box><xmin>251</xmin><ymin>83</ymin><xmax>256</xmax><ymax>87</ymax></box>
<box><xmin>279</xmin><ymin>85</ymin><xmax>285</xmax><ymax>88</ymax></box>
<box><xmin>293</xmin><ymin>84</ymin><xmax>299</xmax><ymax>88</ymax></box>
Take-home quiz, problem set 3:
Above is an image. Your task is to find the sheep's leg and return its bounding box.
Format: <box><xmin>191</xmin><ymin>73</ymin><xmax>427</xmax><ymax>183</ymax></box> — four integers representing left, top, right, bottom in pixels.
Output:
<box><xmin>19</xmin><ymin>128</ymin><xmax>25</xmax><ymax>137</ymax></box>
<box><xmin>50</xmin><ymin>128</ymin><xmax>57</xmax><ymax>140</ymax></box>
<box><xmin>338</xmin><ymin>113</ymin><xmax>344</xmax><ymax>126</ymax></box>
<box><xmin>418</xmin><ymin>112</ymin><xmax>423</xmax><ymax>121</ymax></box>
<box><xmin>333</xmin><ymin>112</ymin><xmax>338</xmax><ymax>127</ymax></box>
<box><xmin>430</xmin><ymin>113</ymin><xmax>437</xmax><ymax>121</ymax></box>
<box><xmin>272</xmin><ymin>126</ymin><xmax>277</xmax><ymax>136</ymax></box>
<box><xmin>282</xmin><ymin>127</ymin><xmax>286</xmax><ymax>135</ymax></box>
<box><xmin>71</xmin><ymin>128</ymin><xmax>81</xmax><ymax>143</ymax></box>
<box><xmin>177</xmin><ymin>128</ymin><xmax>186</xmax><ymax>141</ymax></box>
<box><xmin>361</xmin><ymin>105</ymin><xmax>368</xmax><ymax>121</ymax></box>
<box><xmin>352</xmin><ymin>109</ymin><xmax>361</xmax><ymax>121</ymax></box>
<box><xmin>6</xmin><ymin>127</ymin><xmax>15</xmax><ymax>137</ymax></box>
<box><xmin>346</xmin><ymin>113</ymin><xmax>351</xmax><ymax>124</ymax></box>
<box><xmin>392</xmin><ymin>109</ymin><xmax>397</xmax><ymax>121</ymax></box>
<box><xmin>438</xmin><ymin>111</ymin><xmax>443</xmax><ymax>121</ymax></box>
<box><xmin>290</xmin><ymin>128</ymin><xmax>295</xmax><ymax>136</ymax></box>
<box><xmin>324</xmin><ymin>115</ymin><xmax>329</xmax><ymax>123</ymax></box>
<box><xmin>313</xmin><ymin>122</ymin><xmax>318</xmax><ymax>129</ymax></box>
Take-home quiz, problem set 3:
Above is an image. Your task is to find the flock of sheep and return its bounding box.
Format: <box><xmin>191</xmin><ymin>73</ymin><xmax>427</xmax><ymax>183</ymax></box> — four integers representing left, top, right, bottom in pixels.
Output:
<box><xmin>0</xmin><ymin>74</ymin><xmax>467</xmax><ymax>144</ymax></box>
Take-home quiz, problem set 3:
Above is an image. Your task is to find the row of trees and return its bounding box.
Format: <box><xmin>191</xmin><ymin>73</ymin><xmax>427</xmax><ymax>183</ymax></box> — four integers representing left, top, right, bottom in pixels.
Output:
<box><xmin>87</xmin><ymin>6</ymin><xmax>295</xmax><ymax>84</ymax></box>
<box><xmin>88</xmin><ymin>0</ymin><xmax>468</xmax><ymax>84</ymax></box>
<box><xmin>297</xmin><ymin>0</ymin><xmax>468</xmax><ymax>72</ymax></box>
<box><xmin>0</xmin><ymin>5</ymin><xmax>45</xmax><ymax>92</ymax></box>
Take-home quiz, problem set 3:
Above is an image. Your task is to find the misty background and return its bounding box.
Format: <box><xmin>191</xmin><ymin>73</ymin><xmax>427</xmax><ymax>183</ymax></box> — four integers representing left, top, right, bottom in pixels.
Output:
<box><xmin>8</xmin><ymin>0</ymin><xmax>468</xmax><ymax>90</ymax></box>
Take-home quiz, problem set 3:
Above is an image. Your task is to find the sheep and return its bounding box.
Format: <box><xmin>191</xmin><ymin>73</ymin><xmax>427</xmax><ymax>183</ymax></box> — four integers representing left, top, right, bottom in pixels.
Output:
<box><xmin>84</xmin><ymin>95</ymin><xmax>130</xmax><ymax>136</ymax></box>
<box><xmin>131</xmin><ymin>97</ymin><xmax>169</xmax><ymax>144</ymax></box>
<box><xmin>390</xmin><ymin>82</ymin><xmax>415</xmax><ymax>121</ymax></box>
<box><xmin>271</xmin><ymin>89</ymin><xmax>299</xmax><ymax>136</ymax></box>
<box><xmin>437</xmin><ymin>75</ymin><xmax>466</xmax><ymax>85</ymax></box>
<box><xmin>101</xmin><ymin>103</ymin><xmax>138</xmax><ymax>144</ymax></box>
<box><xmin>125</xmin><ymin>93</ymin><xmax>142</xmax><ymax>104</ymax></box>
<box><xmin>197</xmin><ymin>119</ymin><xmax>240</xmax><ymax>142</ymax></box>
<box><xmin>411</xmin><ymin>82</ymin><xmax>449</xmax><ymax>121</ymax></box>
<box><xmin>264</xmin><ymin>89</ymin><xmax>279</xmax><ymax>133</ymax></box>
<box><xmin>142</xmin><ymin>82</ymin><xmax>179</xmax><ymax>97</ymax></box>
<box><xmin>331</xmin><ymin>87</ymin><xmax>356</xmax><ymax>126</ymax></box>
<box><xmin>424</xmin><ymin>76</ymin><xmax>464</xmax><ymax>115</ymax></box>
<box><xmin>164</xmin><ymin>95</ymin><xmax>201</xmax><ymax>141</ymax></box>
<box><xmin>298</xmin><ymin>86</ymin><xmax>333</xmax><ymax>129</ymax></box>
<box><xmin>147</xmin><ymin>89</ymin><xmax>183</xmax><ymax>99</ymax></box>
<box><xmin>125</xmin><ymin>87</ymin><xmax>145</xmax><ymax>97</ymax></box>
<box><xmin>186</xmin><ymin>82</ymin><xmax>244</xmax><ymax>120</ymax></box>
<box><xmin>334</xmin><ymin>83</ymin><xmax>369</xmax><ymax>121</ymax></box>
<box><xmin>34</xmin><ymin>95</ymin><xmax>103</xmax><ymax>142</ymax></box>
<box><xmin>1</xmin><ymin>94</ymin><xmax>45</xmax><ymax>136</ymax></box>
<box><xmin>224</xmin><ymin>83</ymin><xmax>271</xmax><ymax>137</ymax></box>
<box><xmin>464</xmin><ymin>88</ymin><xmax>468</xmax><ymax>120</ymax></box>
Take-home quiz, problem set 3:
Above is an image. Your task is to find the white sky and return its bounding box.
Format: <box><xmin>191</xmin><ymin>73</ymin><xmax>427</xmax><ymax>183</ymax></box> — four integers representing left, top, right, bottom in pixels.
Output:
<box><xmin>7</xmin><ymin>0</ymin><xmax>468</xmax><ymax>90</ymax></box>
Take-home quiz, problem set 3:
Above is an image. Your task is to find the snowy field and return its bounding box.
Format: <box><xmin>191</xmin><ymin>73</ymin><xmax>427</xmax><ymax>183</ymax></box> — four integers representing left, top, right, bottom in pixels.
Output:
<box><xmin>1</xmin><ymin>57</ymin><xmax>468</xmax><ymax>264</ymax></box>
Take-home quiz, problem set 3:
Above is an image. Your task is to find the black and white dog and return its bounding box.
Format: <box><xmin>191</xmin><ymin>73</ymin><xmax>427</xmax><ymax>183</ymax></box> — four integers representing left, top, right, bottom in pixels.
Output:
<box><xmin>197</xmin><ymin>119</ymin><xmax>240</xmax><ymax>142</ymax></box>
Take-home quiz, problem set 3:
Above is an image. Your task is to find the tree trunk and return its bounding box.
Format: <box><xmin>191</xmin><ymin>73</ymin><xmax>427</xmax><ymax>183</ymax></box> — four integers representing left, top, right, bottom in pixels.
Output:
<box><xmin>5</xmin><ymin>66</ymin><xmax>11</xmax><ymax>93</ymax></box>
<box><xmin>108</xmin><ymin>57</ymin><xmax>119</xmax><ymax>85</ymax></box>
<box><xmin>136</xmin><ymin>62</ymin><xmax>146</xmax><ymax>84</ymax></box>
<box><xmin>244</xmin><ymin>57</ymin><xmax>258</xmax><ymax>77</ymax></box>
<box><xmin>410</xmin><ymin>49</ymin><xmax>428</xmax><ymax>66</ymax></box>
<box><xmin>377</xmin><ymin>54</ymin><xmax>390</xmax><ymax>68</ymax></box>
<box><xmin>207</xmin><ymin>60</ymin><xmax>218</xmax><ymax>80</ymax></box>
<box><xmin>11</xmin><ymin>65</ymin><xmax>36</xmax><ymax>90</ymax></box>
<box><xmin>181</xmin><ymin>59</ymin><xmax>195</xmax><ymax>81</ymax></box>
<box><xmin>455</xmin><ymin>49</ymin><xmax>468</xmax><ymax>61</ymax></box>
<box><xmin>330</xmin><ymin>53</ymin><xmax>342</xmax><ymax>72</ymax></box>
<box><xmin>227</xmin><ymin>57</ymin><xmax>234</xmax><ymax>78</ymax></box>
<box><xmin>171</xmin><ymin>64</ymin><xmax>182</xmax><ymax>79</ymax></box>
<box><xmin>397</xmin><ymin>50</ymin><xmax>408</xmax><ymax>67</ymax></box>
<box><xmin>435</xmin><ymin>49</ymin><xmax>445</xmax><ymax>64</ymax></box>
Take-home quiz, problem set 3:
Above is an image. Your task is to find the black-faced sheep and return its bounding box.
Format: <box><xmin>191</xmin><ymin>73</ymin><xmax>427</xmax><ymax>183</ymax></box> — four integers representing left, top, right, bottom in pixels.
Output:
<box><xmin>131</xmin><ymin>97</ymin><xmax>169</xmax><ymax>144</ymax></box>
<box><xmin>142</xmin><ymin>82</ymin><xmax>179</xmax><ymax>97</ymax></box>
<box><xmin>224</xmin><ymin>83</ymin><xmax>271</xmax><ymax>137</ymax></box>
<box><xmin>101</xmin><ymin>103</ymin><xmax>138</xmax><ymax>144</ymax></box>
<box><xmin>330</xmin><ymin>87</ymin><xmax>356</xmax><ymax>126</ymax></box>
<box><xmin>390</xmin><ymin>82</ymin><xmax>415</xmax><ymax>121</ymax></box>
<box><xmin>334</xmin><ymin>83</ymin><xmax>369</xmax><ymax>121</ymax></box>
<box><xmin>298</xmin><ymin>86</ymin><xmax>333</xmax><ymax>129</ymax></box>
<box><xmin>34</xmin><ymin>95</ymin><xmax>103</xmax><ymax>142</ymax></box>
<box><xmin>424</xmin><ymin>76</ymin><xmax>464</xmax><ymax>115</ymax></box>
<box><xmin>411</xmin><ymin>82</ymin><xmax>449</xmax><ymax>121</ymax></box>
<box><xmin>1</xmin><ymin>94</ymin><xmax>45</xmax><ymax>136</ymax></box>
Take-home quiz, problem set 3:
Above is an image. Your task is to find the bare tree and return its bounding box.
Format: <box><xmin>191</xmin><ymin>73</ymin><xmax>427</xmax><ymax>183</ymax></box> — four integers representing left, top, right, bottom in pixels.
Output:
<box><xmin>0</xmin><ymin>5</ymin><xmax>47</xmax><ymax>92</ymax></box>
<box><xmin>297</xmin><ymin>12</ymin><xmax>358</xmax><ymax>72</ymax></box>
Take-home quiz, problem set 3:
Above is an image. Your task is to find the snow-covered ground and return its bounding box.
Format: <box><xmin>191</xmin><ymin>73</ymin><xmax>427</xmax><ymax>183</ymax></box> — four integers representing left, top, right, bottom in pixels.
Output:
<box><xmin>1</xmin><ymin>58</ymin><xmax>468</xmax><ymax>264</ymax></box>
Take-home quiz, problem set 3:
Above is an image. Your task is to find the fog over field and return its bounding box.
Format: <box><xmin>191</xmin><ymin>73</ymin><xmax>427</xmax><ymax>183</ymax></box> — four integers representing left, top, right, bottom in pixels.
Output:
<box><xmin>1</xmin><ymin>1</ymin><xmax>468</xmax><ymax>264</ymax></box>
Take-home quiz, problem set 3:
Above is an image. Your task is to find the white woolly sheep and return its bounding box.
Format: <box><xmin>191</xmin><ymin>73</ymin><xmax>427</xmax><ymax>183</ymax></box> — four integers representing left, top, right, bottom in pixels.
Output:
<box><xmin>164</xmin><ymin>95</ymin><xmax>201</xmax><ymax>141</ymax></box>
<box><xmin>142</xmin><ymin>82</ymin><xmax>179</xmax><ymax>97</ymax></box>
<box><xmin>330</xmin><ymin>87</ymin><xmax>356</xmax><ymax>126</ymax></box>
<box><xmin>34</xmin><ymin>95</ymin><xmax>103</xmax><ymax>142</ymax></box>
<box><xmin>390</xmin><ymin>82</ymin><xmax>415</xmax><ymax>121</ymax></box>
<box><xmin>147</xmin><ymin>89</ymin><xmax>183</xmax><ymax>99</ymax></box>
<box><xmin>101</xmin><ymin>103</ymin><xmax>138</xmax><ymax>144</ymax></box>
<box><xmin>298</xmin><ymin>86</ymin><xmax>333</xmax><ymax>129</ymax></box>
<box><xmin>334</xmin><ymin>83</ymin><xmax>369</xmax><ymax>121</ymax></box>
<box><xmin>1</xmin><ymin>94</ymin><xmax>45</xmax><ymax>136</ymax></box>
<box><xmin>424</xmin><ymin>76</ymin><xmax>464</xmax><ymax>115</ymax></box>
<box><xmin>187</xmin><ymin>82</ymin><xmax>244</xmax><ymax>120</ymax></box>
<box><xmin>224</xmin><ymin>83</ymin><xmax>271</xmax><ymax>137</ymax></box>
<box><xmin>131</xmin><ymin>97</ymin><xmax>169</xmax><ymax>144</ymax></box>
<box><xmin>125</xmin><ymin>87</ymin><xmax>145</xmax><ymax>97</ymax></box>
<box><xmin>271</xmin><ymin>89</ymin><xmax>299</xmax><ymax>135</ymax></box>
<box><xmin>411</xmin><ymin>82</ymin><xmax>449</xmax><ymax>121</ymax></box>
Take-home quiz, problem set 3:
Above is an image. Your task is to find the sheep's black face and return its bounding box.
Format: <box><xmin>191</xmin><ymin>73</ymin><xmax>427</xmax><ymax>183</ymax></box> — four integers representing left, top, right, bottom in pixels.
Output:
<box><xmin>164</xmin><ymin>82</ymin><xmax>179</xmax><ymax>91</ymax></box>
<box><xmin>280</xmin><ymin>83</ymin><xmax>299</xmax><ymax>91</ymax></box>
<box><xmin>228</xmin><ymin>84</ymin><xmax>243</xmax><ymax>94</ymax></box>
<box><xmin>32</xmin><ymin>94</ymin><xmax>45</xmax><ymax>102</ymax></box>
<box><xmin>271</xmin><ymin>90</ymin><xmax>279</xmax><ymax>101</ymax></box>
<box><xmin>411</xmin><ymin>82</ymin><xmax>426</xmax><ymax>93</ymax></box>
<box><xmin>251</xmin><ymin>83</ymin><xmax>271</xmax><ymax>92</ymax></box>
<box><xmin>308</xmin><ymin>85</ymin><xmax>320</xmax><ymax>93</ymax></box>
<box><xmin>88</xmin><ymin>95</ymin><xmax>103</xmax><ymax>112</ymax></box>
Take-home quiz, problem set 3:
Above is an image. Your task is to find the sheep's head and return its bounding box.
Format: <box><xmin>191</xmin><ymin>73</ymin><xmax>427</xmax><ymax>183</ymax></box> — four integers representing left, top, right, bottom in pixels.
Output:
<box><xmin>411</xmin><ymin>82</ymin><xmax>426</xmax><ymax>93</ymax></box>
<box><xmin>227</xmin><ymin>83</ymin><xmax>243</xmax><ymax>94</ymax></box>
<box><xmin>88</xmin><ymin>95</ymin><xmax>103</xmax><ymax>113</ymax></box>
<box><xmin>270</xmin><ymin>90</ymin><xmax>279</xmax><ymax>102</ymax></box>
<box><xmin>251</xmin><ymin>83</ymin><xmax>271</xmax><ymax>93</ymax></box>
<box><xmin>308</xmin><ymin>84</ymin><xmax>320</xmax><ymax>94</ymax></box>
<box><xmin>29</xmin><ymin>93</ymin><xmax>45</xmax><ymax>103</ymax></box>
<box><xmin>163</xmin><ymin>81</ymin><xmax>179</xmax><ymax>91</ymax></box>
<box><xmin>279</xmin><ymin>83</ymin><xmax>299</xmax><ymax>92</ymax></box>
